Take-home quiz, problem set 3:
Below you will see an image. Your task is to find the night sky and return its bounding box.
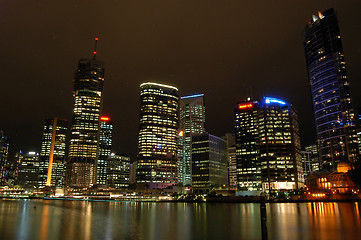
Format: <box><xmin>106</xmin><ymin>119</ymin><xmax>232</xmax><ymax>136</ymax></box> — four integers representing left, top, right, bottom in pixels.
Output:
<box><xmin>1</xmin><ymin>1</ymin><xmax>361</xmax><ymax>161</ymax></box>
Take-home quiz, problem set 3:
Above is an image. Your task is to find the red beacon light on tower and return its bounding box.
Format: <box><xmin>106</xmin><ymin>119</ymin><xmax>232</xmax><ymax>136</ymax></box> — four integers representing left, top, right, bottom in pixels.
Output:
<box><xmin>93</xmin><ymin>37</ymin><xmax>99</xmax><ymax>59</ymax></box>
<box><xmin>238</xmin><ymin>103</ymin><xmax>253</xmax><ymax>109</ymax></box>
<box><xmin>100</xmin><ymin>116</ymin><xmax>110</xmax><ymax>121</ymax></box>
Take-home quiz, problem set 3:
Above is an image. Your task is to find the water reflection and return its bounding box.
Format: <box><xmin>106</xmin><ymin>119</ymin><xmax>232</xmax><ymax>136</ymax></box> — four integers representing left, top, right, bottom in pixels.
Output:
<box><xmin>0</xmin><ymin>199</ymin><xmax>360</xmax><ymax>240</ymax></box>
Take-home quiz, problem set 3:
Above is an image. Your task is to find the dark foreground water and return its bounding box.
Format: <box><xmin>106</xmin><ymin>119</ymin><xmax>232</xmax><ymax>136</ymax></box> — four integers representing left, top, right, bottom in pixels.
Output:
<box><xmin>0</xmin><ymin>199</ymin><xmax>361</xmax><ymax>240</ymax></box>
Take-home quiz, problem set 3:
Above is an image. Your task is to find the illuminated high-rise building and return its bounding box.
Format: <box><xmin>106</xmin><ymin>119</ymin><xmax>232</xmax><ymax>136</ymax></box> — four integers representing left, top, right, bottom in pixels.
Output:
<box><xmin>301</xmin><ymin>144</ymin><xmax>320</xmax><ymax>176</ymax></box>
<box><xmin>191</xmin><ymin>133</ymin><xmax>228</xmax><ymax>193</ymax></box>
<box><xmin>107</xmin><ymin>153</ymin><xmax>130</xmax><ymax>189</ymax></box>
<box><xmin>0</xmin><ymin>131</ymin><xmax>9</xmax><ymax>186</ymax></box>
<box><xmin>16</xmin><ymin>151</ymin><xmax>40</xmax><ymax>188</ymax></box>
<box><xmin>97</xmin><ymin>116</ymin><xmax>113</xmax><ymax>186</ymax></box>
<box><xmin>137</xmin><ymin>82</ymin><xmax>179</xmax><ymax>189</ymax></box>
<box><xmin>179</xmin><ymin>94</ymin><xmax>206</xmax><ymax>186</ymax></box>
<box><xmin>39</xmin><ymin>118</ymin><xmax>67</xmax><ymax>188</ymax></box>
<box><xmin>234</xmin><ymin>97</ymin><xmax>303</xmax><ymax>193</ymax></box>
<box><xmin>67</xmin><ymin>38</ymin><xmax>105</xmax><ymax>188</ymax></box>
<box><xmin>304</xmin><ymin>9</ymin><xmax>359</xmax><ymax>170</ymax></box>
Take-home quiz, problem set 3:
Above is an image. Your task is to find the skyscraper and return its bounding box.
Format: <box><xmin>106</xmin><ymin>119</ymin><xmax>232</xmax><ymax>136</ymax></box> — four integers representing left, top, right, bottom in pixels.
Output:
<box><xmin>137</xmin><ymin>82</ymin><xmax>179</xmax><ymax>189</ymax></box>
<box><xmin>0</xmin><ymin>130</ymin><xmax>9</xmax><ymax>186</ymax></box>
<box><xmin>234</xmin><ymin>97</ymin><xmax>303</xmax><ymax>193</ymax></box>
<box><xmin>67</xmin><ymin>39</ymin><xmax>105</xmax><ymax>188</ymax></box>
<box><xmin>16</xmin><ymin>152</ymin><xmax>40</xmax><ymax>189</ymax></box>
<box><xmin>38</xmin><ymin>118</ymin><xmax>67</xmax><ymax>188</ymax></box>
<box><xmin>107</xmin><ymin>153</ymin><xmax>130</xmax><ymax>189</ymax></box>
<box><xmin>179</xmin><ymin>94</ymin><xmax>206</xmax><ymax>186</ymax></box>
<box><xmin>97</xmin><ymin>116</ymin><xmax>113</xmax><ymax>186</ymax></box>
<box><xmin>191</xmin><ymin>133</ymin><xmax>228</xmax><ymax>193</ymax></box>
<box><xmin>304</xmin><ymin>9</ymin><xmax>359</xmax><ymax>170</ymax></box>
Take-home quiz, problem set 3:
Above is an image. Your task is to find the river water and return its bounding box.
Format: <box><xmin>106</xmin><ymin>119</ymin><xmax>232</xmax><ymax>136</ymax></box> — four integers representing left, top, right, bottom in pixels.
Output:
<box><xmin>0</xmin><ymin>199</ymin><xmax>360</xmax><ymax>240</ymax></box>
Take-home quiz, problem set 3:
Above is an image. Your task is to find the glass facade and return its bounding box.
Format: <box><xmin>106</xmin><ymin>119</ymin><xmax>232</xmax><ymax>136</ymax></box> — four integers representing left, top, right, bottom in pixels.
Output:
<box><xmin>107</xmin><ymin>153</ymin><xmax>130</xmax><ymax>188</ymax></box>
<box><xmin>67</xmin><ymin>58</ymin><xmax>104</xmax><ymax>188</ymax></box>
<box><xmin>16</xmin><ymin>152</ymin><xmax>40</xmax><ymax>188</ymax></box>
<box><xmin>234</xmin><ymin>100</ymin><xmax>262</xmax><ymax>191</ymax></box>
<box><xmin>38</xmin><ymin>118</ymin><xmax>67</xmax><ymax>188</ymax></box>
<box><xmin>191</xmin><ymin>133</ymin><xmax>228</xmax><ymax>193</ymax></box>
<box><xmin>304</xmin><ymin>8</ymin><xmax>359</xmax><ymax>170</ymax></box>
<box><xmin>137</xmin><ymin>82</ymin><xmax>179</xmax><ymax>189</ymax></box>
<box><xmin>179</xmin><ymin>94</ymin><xmax>206</xmax><ymax>186</ymax></box>
<box><xmin>301</xmin><ymin>144</ymin><xmax>320</xmax><ymax>176</ymax></box>
<box><xmin>97</xmin><ymin>117</ymin><xmax>113</xmax><ymax>186</ymax></box>
<box><xmin>234</xmin><ymin>97</ymin><xmax>303</xmax><ymax>193</ymax></box>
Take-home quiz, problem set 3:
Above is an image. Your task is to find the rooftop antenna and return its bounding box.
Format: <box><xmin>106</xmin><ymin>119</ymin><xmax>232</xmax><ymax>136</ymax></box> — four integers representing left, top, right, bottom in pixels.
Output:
<box><xmin>93</xmin><ymin>37</ymin><xmax>99</xmax><ymax>59</ymax></box>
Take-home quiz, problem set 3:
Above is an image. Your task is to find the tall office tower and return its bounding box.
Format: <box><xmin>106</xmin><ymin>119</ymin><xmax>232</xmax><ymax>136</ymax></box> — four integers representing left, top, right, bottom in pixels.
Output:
<box><xmin>137</xmin><ymin>82</ymin><xmax>179</xmax><ymax>189</ymax></box>
<box><xmin>304</xmin><ymin>9</ymin><xmax>359</xmax><ymax>170</ymax></box>
<box><xmin>176</xmin><ymin>130</ymin><xmax>184</xmax><ymax>185</ymax></box>
<box><xmin>191</xmin><ymin>133</ymin><xmax>228</xmax><ymax>193</ymax></box>
<box><xmin>97</xmin><ymin>116</ymin><xmax>113</xmax><ymax>186</ymax></box>
<box><xmin>107</xmin><ymin>153</ymin><xmax>130</xmax><ymax>188</ymax></box>
<box><xmin>38</xmin><ymin>118</ymin><xmax>67</xmax><ymax>188</ymax></box>
<box><xmin>0</xmin><ymin>130</ymin><xmax>9</xmax><ymax>185</ymax></box>
<box><xmin>67</xmin><ymin>39</ymin><xmax>105</xmax><ymax>188</ymax></box>
<box><xmin>222</xmin><ymin>133</ymin><xmax>237</xmax><ymax>190</ymax></box>
<box><xmin>179</xmin><ymin>94</ymin><xmax>206</xmax><ymax>186</ymax></box>
<box><xmin>301</xmin><ymin>144</ymin><xmax>320</xmax><ymax>176</ymax></box>
<box><xmin>234</xmin><ymin>97</ymin><xmax>303</xmax><ymax>193</ymax></box>
<box><xmin>16</xmin><ymin>152</ymin><xmax>40</xmax><ymax>188</ymax></box>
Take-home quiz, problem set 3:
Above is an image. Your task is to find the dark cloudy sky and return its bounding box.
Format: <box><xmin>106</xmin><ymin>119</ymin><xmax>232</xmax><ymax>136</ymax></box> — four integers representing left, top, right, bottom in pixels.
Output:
<box><xmin>1</xmin><ymin>0</ymin><xmax>361</xmax><ymax>160</ymax></box>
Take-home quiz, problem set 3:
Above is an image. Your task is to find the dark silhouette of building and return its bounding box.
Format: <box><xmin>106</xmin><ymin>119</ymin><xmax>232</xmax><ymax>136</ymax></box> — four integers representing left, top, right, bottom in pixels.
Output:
<box><xmin>191</xmin><ymin>133</ymin><xmax>228</xmax><ymax>193</ymax></box>
<box><xmin>0</xmin><ymin>130</ymin><xmax>9</xmax><ymax>185</ymax></box>
<box><xmin>223</xmin><ymin>133</ymin><xmax>237</xmax><ymax>190</ymax></box>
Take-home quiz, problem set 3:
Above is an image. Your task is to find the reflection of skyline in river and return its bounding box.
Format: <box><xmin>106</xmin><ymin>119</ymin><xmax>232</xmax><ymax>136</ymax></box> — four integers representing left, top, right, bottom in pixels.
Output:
<box><xmin>0</xmin><ymin>200</ymin><xmax>361</xmax><ymax>240</ymax></box>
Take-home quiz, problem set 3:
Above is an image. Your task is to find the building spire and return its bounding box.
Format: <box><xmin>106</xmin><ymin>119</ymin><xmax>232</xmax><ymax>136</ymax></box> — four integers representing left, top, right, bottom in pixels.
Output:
<box><xmin>93</xmin><ymin>37</ymin><xmax>99</xmax><ymax>59</ymax></box>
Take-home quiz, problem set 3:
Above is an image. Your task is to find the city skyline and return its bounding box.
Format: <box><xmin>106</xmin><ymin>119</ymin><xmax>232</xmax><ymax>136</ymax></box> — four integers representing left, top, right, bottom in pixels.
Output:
<box><xmin>1</xmin><ymin>2</ymin><xmax>361</xmax><ymax>239</ymax></box>
<box><xmin>1</xmin><ymin>2</ymin><xmax>361</xmax><ymax>161</ymax></box>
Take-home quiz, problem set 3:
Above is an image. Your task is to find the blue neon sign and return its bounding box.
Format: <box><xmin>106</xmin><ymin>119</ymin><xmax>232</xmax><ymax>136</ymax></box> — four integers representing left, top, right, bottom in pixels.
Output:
<box><xmin>181</xmin><ymin>94</ymin><xmax>204</xmax><ymax>99</ymax></box>
<box><xmin>264</xmin><ymin>97</ymin><xmax>286</xmax><ymax>105</ymax></box>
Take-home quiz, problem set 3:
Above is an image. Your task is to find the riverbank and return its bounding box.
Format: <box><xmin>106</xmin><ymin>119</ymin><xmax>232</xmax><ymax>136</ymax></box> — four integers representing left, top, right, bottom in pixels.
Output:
<box><xmin>2</xmin><ymin>194</ymin><xmax>361</xmax><ymax>203</ymax></box>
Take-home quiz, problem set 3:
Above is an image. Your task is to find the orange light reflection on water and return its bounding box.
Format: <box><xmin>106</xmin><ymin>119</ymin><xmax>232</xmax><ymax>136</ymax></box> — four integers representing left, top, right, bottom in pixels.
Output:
<box><xmin>40</xmin><ymin>204</ymin><xmax>49</xmax><ymax>240</ymax></box>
